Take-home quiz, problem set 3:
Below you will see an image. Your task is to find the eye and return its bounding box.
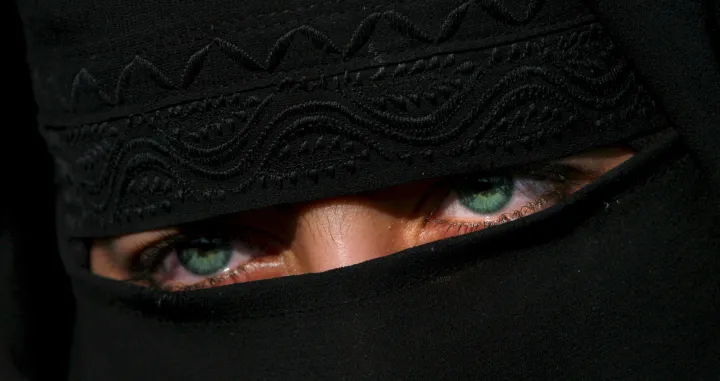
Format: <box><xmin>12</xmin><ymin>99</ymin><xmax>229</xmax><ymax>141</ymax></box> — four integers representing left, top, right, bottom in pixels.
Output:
<box><xmin>129</xmin><ymin>234</ymin><xmax>287</xmax><ymax>291</ymax></box>
<box><xmin>101</xmin><ymin>148</ymin><xmax>632</xmax><ymax>291</ymax></box>
<box><xmin>425</xmin><ymin>165</ymin><xmax>582</xmax><ymax>239</ymax></box>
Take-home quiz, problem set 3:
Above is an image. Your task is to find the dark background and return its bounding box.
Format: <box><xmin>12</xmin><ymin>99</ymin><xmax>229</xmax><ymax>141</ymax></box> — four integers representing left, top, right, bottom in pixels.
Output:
<box><xmin>1</xmin><ymin>2</ymin><xmax>74</xmax><ymax>380</ymax></box>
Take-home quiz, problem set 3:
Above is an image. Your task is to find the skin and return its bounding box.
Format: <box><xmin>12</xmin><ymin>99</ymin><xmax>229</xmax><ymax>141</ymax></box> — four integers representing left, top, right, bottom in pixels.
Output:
<box><xmin>91</xmin><ymin>147</ymin><xmax>634</xmax><ymax>289</ymax></box>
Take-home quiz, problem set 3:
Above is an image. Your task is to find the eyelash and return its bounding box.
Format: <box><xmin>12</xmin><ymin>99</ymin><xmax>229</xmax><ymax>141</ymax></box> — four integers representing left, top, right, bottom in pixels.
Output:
<box><xmin>425</xmin><ymin>163</ymin><xmax>584</xmax><ymax>236</ymax></box>
<box><xmin>125</xmin><ymin>231</ymin><xmax>262</xmax><ymax>291</ymax></box>
<box><xmin>123</xmin><ymin>163</ymin><xmax>585</xmax><ymax>290</ymax></box>
<box><xmin>124</xmin><ymin>234</ymin><xmax>188</xmax><ymax>288</ymax></box>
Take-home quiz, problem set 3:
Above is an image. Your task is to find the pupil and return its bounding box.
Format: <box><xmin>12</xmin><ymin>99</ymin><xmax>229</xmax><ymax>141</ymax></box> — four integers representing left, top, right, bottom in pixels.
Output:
<box><xmin>456</xmin><ymin>175</ymin><xmax>514</xmax><ymax>214</ymax></box>
<box><xmin>474</xmin><ymin>179</ymin><xmax>494</xmax><ymax>193</ymax></box>
<box><xmin>176</xmin><ymin>238</ymin><xmax>232</xmax><ymax>276</ymax></box>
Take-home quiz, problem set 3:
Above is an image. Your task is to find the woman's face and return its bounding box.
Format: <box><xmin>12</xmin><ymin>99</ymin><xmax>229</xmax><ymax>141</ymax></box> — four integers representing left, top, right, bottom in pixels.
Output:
<box><xmin>91</xmin><ymin>147</ymin><xmax>633</xmax><ymax>291</ymax></box>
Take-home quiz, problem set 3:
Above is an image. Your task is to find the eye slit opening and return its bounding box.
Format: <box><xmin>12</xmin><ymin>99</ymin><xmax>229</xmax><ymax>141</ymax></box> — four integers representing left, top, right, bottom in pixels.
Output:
<box><xmin>99</xmin><ymin>146</ymin><xmax>634</xmax><ymax>292</ymax></box>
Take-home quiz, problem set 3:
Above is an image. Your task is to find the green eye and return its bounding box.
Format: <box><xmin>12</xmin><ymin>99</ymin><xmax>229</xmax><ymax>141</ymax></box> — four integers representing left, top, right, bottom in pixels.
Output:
<box><xmin>176</xmin><ymin>237</ymin><xmax>233</xmax><ymax>276</ymax></box>
<box><xmin>455</xmin><ymin>175</ymin><xmax>514</xmax><ymax>214</ymax></box>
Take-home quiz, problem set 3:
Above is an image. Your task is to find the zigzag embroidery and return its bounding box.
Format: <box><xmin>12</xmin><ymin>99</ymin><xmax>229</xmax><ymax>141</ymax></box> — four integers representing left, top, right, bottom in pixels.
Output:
<box><xmin>69</xmin><ymin>0</ymin><xmax>542</xmax><ymax>108</ymax></box>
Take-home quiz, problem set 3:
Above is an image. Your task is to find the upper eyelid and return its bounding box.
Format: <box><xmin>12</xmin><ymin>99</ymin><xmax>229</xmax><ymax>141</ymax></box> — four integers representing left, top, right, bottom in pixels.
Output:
<box><xmin>122</xmin><ymin>223</ymin><xmax>229</xmax><ymax>255</ymax></box>
<box><xmin>107</xmin><ymin>229</ymin><xmax>179</xmax><ymax>255</ymax></box>
<box><xmin>454</xmin><ymin>162</ymin><xmax>583</xmax><ymax>186</ymax></box>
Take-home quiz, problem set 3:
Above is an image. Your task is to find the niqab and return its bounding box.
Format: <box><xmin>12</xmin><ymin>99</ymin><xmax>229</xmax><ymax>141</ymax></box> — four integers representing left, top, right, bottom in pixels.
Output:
<box><xmin>2</xmin><ymin>0</ymin><xmax>719</xmax><ymax>379</ymax></box>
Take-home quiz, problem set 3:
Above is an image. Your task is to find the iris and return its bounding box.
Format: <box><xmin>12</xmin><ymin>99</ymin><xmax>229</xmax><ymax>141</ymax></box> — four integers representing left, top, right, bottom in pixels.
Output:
<box><xmin>456</xmin><ymin>175</ymin><xmax>514</xmax><ymax>214</ymax></box>
<box><xmin>176</xmin><ymin>237</ymin><xmax>232</xmax><ymax>276</ymax></box>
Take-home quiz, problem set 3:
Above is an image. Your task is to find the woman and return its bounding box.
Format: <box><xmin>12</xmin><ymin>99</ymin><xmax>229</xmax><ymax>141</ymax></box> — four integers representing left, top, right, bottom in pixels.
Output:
<box><xmin>3</xmin><ymin>0</ymin><xmax>719</xmax><ymax>379</ymax></box>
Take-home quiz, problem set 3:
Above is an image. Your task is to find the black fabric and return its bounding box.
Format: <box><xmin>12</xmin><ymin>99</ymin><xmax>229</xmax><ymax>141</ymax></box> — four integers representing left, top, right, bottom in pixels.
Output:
<box><xmin>2</xmin><ymin>0</ymin><xmax>719</xmax><ymax>380</ymax></box>
<box><xmin>22</xmin><ymin>0</ymin><xmax>663</xmax><ymax>237</ymax></box>
<box><xmin>589</xmin><ymin>0</ymin><xmax>720</xmax><ymax>200</ymax></box>
<box><xmin>1</xmin><ymin>3</ymin><xmax>74</xmax><ymax>380</ymax></box>
<box><xmin>64</xmin><ymin>131</ymin><xmax>720</xmax><ymax>380</ymax></box>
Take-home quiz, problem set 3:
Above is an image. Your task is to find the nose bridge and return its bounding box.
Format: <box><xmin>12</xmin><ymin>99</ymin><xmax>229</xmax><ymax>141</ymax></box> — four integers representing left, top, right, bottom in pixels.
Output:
<box><xmin>290</xmin><ymin>199</ymin><xmax>400</xmax><ymax>273</ymax></box>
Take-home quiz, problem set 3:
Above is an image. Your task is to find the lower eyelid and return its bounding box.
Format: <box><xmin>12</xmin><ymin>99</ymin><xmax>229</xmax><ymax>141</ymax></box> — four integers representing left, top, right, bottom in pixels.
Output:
<box><xmin>435</xmin><ymin>178</ymin><xmax>554</xmax><ymax>218</ymax></box>
<box><xmin>155</xmin><ymin>239</ymin><xmax>274</xmax><ymax>287</ymax></box>
<box><xmin>161</xmin><ymin>253</ymin><xmax>289</xmax><ymax>291</ymax></box>
<box><xmin>426</xmin><ymin>175</ymin><xmax>571</xmax><ymax>235</ymax></box>
<box><xmin>423</xmin><ymin>194</ymin><xmax>557</xmax><ymax>241</ymax></box>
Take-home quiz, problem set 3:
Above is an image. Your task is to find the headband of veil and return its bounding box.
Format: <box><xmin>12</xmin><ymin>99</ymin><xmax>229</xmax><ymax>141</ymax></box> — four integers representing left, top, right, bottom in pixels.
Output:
<box><xmin>20</xmin><ymin>0</ymin><xmax>671</xmax><ymax>238</ymax></box>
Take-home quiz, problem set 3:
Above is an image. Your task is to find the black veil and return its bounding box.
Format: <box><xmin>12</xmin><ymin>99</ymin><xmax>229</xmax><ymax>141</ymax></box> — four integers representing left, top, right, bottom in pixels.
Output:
<box><xmin>2</xmin><ymin>0</ymin><xmax>719</xmax><ymax>379</ymax></box>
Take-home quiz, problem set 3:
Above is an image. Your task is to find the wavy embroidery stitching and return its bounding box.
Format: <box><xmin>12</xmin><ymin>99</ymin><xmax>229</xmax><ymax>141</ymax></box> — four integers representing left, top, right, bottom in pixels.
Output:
<box><xmin>44</xmin><ymin>21</ymin><xmax>661</xmax><ymax>234</ymax></box>
<box><xmin>69</xmin><ymin>0</ymin><xmax>542</xmax><ymax>109</ymax></box>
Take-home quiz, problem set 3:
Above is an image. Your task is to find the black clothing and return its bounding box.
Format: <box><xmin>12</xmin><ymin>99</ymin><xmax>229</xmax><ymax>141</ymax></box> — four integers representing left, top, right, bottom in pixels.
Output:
<box><xmin>2</xmin><ymin>0</ymin><xmax>719</xmax><ymax>379</ymax></box>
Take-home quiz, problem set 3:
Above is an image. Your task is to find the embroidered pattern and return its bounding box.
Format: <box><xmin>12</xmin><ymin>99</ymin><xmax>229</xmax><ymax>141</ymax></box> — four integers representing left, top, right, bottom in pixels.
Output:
<box><xmin>37</xmin><ymin>0</ymin><xmax>662</xmax><ymax>235</ymax></box>
<box><xmin>64</xmin><ymin>0</ymin><xmax>543</xmax><ymax>111</ymax></box>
